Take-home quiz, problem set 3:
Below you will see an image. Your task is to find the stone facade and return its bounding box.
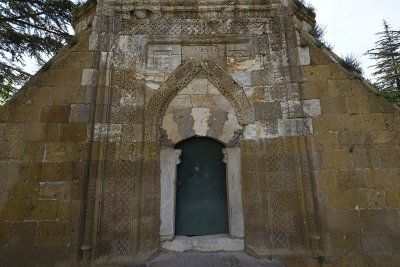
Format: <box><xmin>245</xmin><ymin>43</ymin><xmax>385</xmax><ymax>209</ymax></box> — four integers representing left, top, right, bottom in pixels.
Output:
<box><xmin>0</xmin><ymin>0</ymin><xmax>399</xmax><ymax>266</ymax></box>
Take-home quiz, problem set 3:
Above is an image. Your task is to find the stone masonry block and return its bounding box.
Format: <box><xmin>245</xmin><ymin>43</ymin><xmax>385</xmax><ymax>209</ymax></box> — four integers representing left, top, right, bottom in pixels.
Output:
<box><xmin>9</xmin><ymin>182</ymin><xmax>39</xmax><ymax>200</ymax></box>
<box><xmin>371</xmin><ymin>131</ymin><xmax>399</xmax><ymax>148</ymax></box>
<box><xmin>37</xmin><ymin>69</ymin><xmax>82</xmax><ymax>87</ymax></box>
<box><xmin>0</xmin><ymin>200</ymin><xmax>26</xmax><ymax>221</ymax></box>
<box><xmin>0</xmin><ymin>107</ymin><xmax>8</xmax><ymax>122</ymax></box>
<box><xmin>53</xmin><ymin>52</ymin><xmax>93</xmax><ymax>69</ymax></box>
<box><xmin>11</xmin><ymin>142</ymin><xmax>45</xmax><ymax>161</ymax></box>
<box><xmin>59</xmin><ymin>161</ymin><xmax>85</xmax><ymax>181</ymax></box>
<box><xmin>360</xmin><ymin>209</ymin><xmax>400</xmax><ymax>232</ymax></box>
<box><xmin>51</xmin><ymin>86</ymin><xmax>87</xmax><ymax>104</ymax></box>
<box><xmin>28</xmin><ymin>162</ymin><xmax>58</xmax><ymax>182</ymax></box>
<box><xmin>322</xmin><ymin>151</ymin><xmax>351</xmax><ymax>170</ymax></box>
<box><xmin>364</xmin><ymin>169</ymin><xmax>393</xmax><ymax>189</ymax></box>
<box><xmin>361</xmin><ymin>113</ymin><xmax>386</xmax><ymax>131</ymax></box>
<box><xmin>39</xmin><ymin>182</ymin><xmax>77</xmax><ymax>200</ymax></box>
<box><xmin>57</xmin><ymin>201</ymin><xmax>74</xmax><ymax>221</ymax></box>
<box><xmin>325</xmin><ymin>210</ymin><xmax>361</xmax><ymax>233</ymax></box>
<box><xmin>383</xmin><ymin>113</ymin><xmax>400</xmax><ymax>131</ymax></box>
<box><xmin>320</xmin><ymin>96</ymin><xmax>347</xmax><ymax>114</ymax></box>
<box><xmin>351</xmin><ymin>151</ymin><xmax>380</xmax><ymax>169</ymax></box>
<box><xmin>69</xmin><ymin>104</ymin><xmax>90</xmax><ymax>122</ymax></box>
<box><xmin>0</xmin><ymin>143</ymin><xmax>12</xmax><ymax>159</ymax></box>
<box><xmin>378</xmin><ymin>150</ymin><xmax>400</xmax><ymax>168</ymax></box>
<box><xmin>24</xmin><ymin>87</ymin><xmax>51</xmax><ymax>105</ymax></box>
<box><xmin>388</xmin><ymin>169</ymin><xmax>400</xmax><ymax>189</ymax></box>
<box><xmin>357</xmin><ymin>189</ymin><xmax>386</xmax><ymax>209</ymax></box>
<box><xmin>45</xmin><ymin>143</ymin><xmax>85</xmax><ymax>161</ymax></box>
<box><xmin>361</xmin><ymin>232</ymin><xmax>392</xmax><ymax>255</ymax></box>
<box><xmin>345</xmin><ymin>96</ymin><xmax>370</xmax><ymax>114</ymax></box>
<box><xmin>328</xmin><ymin>80</ymin><xmax>367</xmax><ymax>97</ymax></box>
<box><xmin>326</xmin><ymin>233</ymin><xmax>362</xmax><ymax>255</ymax></box>
<box><xmin>315</xmin><ymin>171</ymin><xmax>337</xmax><ymax>190</ymax></box>
<box><xmin>59</xmin><ymin>123</ymin><xmax>87</xmax><ymax>142</ymax></box>
<box><xmin>24</xmin><ymin>123</ymin><xmax>59</xmax><ymax>142</ymax></box>
<box><xmin>312</xmin><ymin>115</ymin><xmax>344</xmax><ymax>133</ymax></box>
<box><xmin>304</xmin><ymin>65</ymin><xmax>329</xmax><ymax>82</ymax></box>
<box><xmin>81</xmin><ymin>68</ymin><xmax>98</xmax><ymax>86</ymax></box>
<box><xmin>309</xmin><ymin>48</ymin><xmax>332</xmax><ymax>65</ymax></box>
<box><xmin>391</xmin><ymin>232</ymin><xmax>400</xmax><ymax>253</ymax></box>
<box><xmin>312</xmin><ymin>133</ymin><xmax>338</xmax><ymax>152</ymax></box>
<box><xmin>0</xmin><ymin>222</ymin><xmax>10</xmax><ymax>246</ymax></box>
<box><xmin>385</xmin><ymin>190</ymin><xmax>400</xmax><ymax>208</ymax></box>
<box><xmin>337</xmin><ymin>170</ymin><xmax>366</xmax><ymax>190</ymax></box>
<box><xmin>0</xmin><ymin>124</ymin><xmax>24</xmax><ymax>142</ymax></box>
<box><xmin>8</xmin><ymin>222</ymin><xmax>37</xmax><ymax>246</ymax></box>
<box><xmin>40</xmin><ymin>105</ymin><xmax>71</xmax><ymax>123</ymax></box>
<box><xmin>368</xmin><ymin>96</ymin><xmax>397</xmax><ymax>113</ymax></box>
<box><xmin>329</xmin><ymin>64</ymin><xmax>353</xmax><ymax>79</ymax></box>
<box><xmin>26</xmin><ymin>200</ymin><xmax>58</xmax><ymax>220</ymax></box>
<box><xmin>36</xmin><ymin>222</ymin><xmax>65</xmax><ymax>245</ymax></box>
<box><xmin>343</xmin><ymin>115</ymin><xmax>364</xmax><ymax>131</ymax></box>
<box><xmin>300</xmin><ymin>81</ymin><xmax>329</xmax><ymax>100</ymax></box>
<box><xmin>325</xmin><ymin>190</ymin><xmax>358</xmax><ymax>210</ymax></box>
<box><xmin>8</xmin><ymin>105</ymin><xmax>41</xmax><ymax>123</ymax></box>
<box><xmin>337</xmin><ymin>131</ymin><xmax>363</xmax><ymax>151</ymax></box>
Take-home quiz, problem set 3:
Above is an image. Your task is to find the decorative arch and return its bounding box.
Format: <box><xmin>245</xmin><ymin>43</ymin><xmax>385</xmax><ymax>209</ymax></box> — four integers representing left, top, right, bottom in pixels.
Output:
<box><xmin>145</xmin><ymin>60</ymin><xmax>254</xmax><ymax>131</ymax></box>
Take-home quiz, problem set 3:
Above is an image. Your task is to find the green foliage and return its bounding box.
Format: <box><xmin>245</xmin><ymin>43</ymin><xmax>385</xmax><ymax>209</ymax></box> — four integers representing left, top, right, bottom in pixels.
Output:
<box><xmin>339</xmin><ymin>54</ymin><xmax>364</xmax><ymax>75</ymax></box>
<box><xmin>0</xmin><ymin>0</ymin><xmax>81</xmax><ymax>104</ymax></box>
<box><xmin>378</xmin><ymin>89</ymin><xmax>400</xmax><ymax>107</ymax></box>
<box><xmin>68</xmin><ymin>36</ymin><xmax>78</xmax><ymax>47</ymax></box>
<box><xmin>0</xmin><ymin>78</ymin><xmax>17</xmax><ymax>105</ymax></box>
<box><xmin>294</xmin><ymin>0</ymin><xmax>316</xmax><ymax>17</ymax></box>
<box><xmin>309</xmin><ymin>24</ymin><xmax>333</xmax><ymax>50</ymax></box>
<box><xmin>366</xmin><ymin>20</ymin><xmax>400</xmax><ymax>93</ymax></box>
<box><xmin>73</xmin><ymin>0</ymin><xmax>97</xmax><ymax>14</ymax></box>
<box><xmin>349</xmin><ymin>145</ymin><xmax>355</xmax><ymax>153</ymax></box>
<box><xmin>317</xmin><ymin>256</ymin><xmax>327</xmax><ymax>266</ymax></box>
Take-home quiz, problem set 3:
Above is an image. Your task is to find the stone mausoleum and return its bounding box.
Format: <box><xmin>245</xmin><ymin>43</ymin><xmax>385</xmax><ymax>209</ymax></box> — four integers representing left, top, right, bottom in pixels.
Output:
<box><xmin>1</xmin><ymin>0</ymin><xmax>400</xmax><ymax>266</ymax></box>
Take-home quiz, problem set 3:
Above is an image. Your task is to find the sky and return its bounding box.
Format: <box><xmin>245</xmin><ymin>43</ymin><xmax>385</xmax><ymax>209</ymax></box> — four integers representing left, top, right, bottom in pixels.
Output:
<box><xmin>307</xmin><ymin>0</ymin><xmax>400</xmax><ymax>81</ymax></box>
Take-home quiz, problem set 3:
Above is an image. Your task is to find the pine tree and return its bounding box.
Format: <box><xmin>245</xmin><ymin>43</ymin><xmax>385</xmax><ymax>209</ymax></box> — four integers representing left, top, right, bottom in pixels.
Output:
<box><xmin>0</xmin><ymin>0</ymin><xmax>75</xmax><ymax>103</ymax></box>
<box><xmin>366</xmin><ymin>20</ymin><xmax>400</xmax><ymax>95</ymax></box>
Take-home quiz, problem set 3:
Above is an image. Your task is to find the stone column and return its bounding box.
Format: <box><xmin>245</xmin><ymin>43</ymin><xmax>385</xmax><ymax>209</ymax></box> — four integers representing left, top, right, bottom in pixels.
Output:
<box><xmin>223</xmin><ymin>148</ymin><xmax>245</xmax><ymax>239</ymax></box>
<box><xmin>159</xmin><ymin>148</ymin><xmax>182</xmax><ymax>241</ymax></box>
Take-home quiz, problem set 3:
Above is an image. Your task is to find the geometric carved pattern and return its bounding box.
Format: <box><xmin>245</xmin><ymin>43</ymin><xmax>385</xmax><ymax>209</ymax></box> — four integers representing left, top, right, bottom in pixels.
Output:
<box><xmin>84</xmin><ymin>3</ymin><xmax>317</xmax><ymax>261</ymax></box>
<box><xmin>241</xmin><ymin>137</ymin><xmax>317</xmax><ymax>252</ymax></box>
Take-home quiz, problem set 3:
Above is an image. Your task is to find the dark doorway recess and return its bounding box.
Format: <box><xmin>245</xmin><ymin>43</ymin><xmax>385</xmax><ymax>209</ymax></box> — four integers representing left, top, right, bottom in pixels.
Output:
<box><xmin>175</xmin><ymin>137</ymin><xmax>229</xmax><ymax>236</ymax></box>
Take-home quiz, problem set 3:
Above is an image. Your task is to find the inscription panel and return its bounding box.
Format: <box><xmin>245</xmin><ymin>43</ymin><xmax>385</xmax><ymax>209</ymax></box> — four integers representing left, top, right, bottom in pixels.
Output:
<box><xmin>182</xmin><ymin>46</ymin><xmax>219</xmax><ymax>61</ymax></box>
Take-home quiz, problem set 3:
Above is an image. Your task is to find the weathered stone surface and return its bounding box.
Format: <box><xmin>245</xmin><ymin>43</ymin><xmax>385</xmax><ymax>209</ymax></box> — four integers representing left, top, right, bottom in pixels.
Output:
<box><xmin>8</xmin><ymin>222</ymin><xmax>37</xmax><ymax>246</ymax></box>
<box><xmin>36</xmin><ymin>222</ymin><xmax>65</xmax><ymax>245</ymax></box>
<box><xmin>0</xmin><ymin>0</ymin><xmax>400</xmax><ymax>265</ymax></box>
<box><xmin>361</xmin><ymin>232</ymin><xmax>393</xmax><ymax>254</ymax></box>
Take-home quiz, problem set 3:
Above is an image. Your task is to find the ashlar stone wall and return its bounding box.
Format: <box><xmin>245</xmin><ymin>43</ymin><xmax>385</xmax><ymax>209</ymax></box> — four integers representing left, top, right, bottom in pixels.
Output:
<box><xmin>0</xmin><ymin>12</ymin><xmax>97</xmax><ymax>266</ymax></box>
<box><xmin>303</xmin><ymin>47</ymin><xmax>400</xmax><ymax>265</ymax></box>
<box><xmin>1</xmin><ymin>0</ymin><xmax>400</xmax><ymax>266</ymax></box>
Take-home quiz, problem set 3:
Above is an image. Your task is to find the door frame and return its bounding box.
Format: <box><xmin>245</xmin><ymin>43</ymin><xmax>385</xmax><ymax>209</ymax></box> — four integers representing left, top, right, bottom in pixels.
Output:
<box><xmin>159</xmin><ymin>147</ymin><xmax>244</xmax><ymax>251</ymax></box>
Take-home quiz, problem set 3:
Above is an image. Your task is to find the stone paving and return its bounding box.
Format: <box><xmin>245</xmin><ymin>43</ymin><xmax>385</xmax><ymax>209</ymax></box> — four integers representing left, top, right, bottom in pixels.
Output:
<box><xmin>125</xmin><ymin>252</ymin><xmax>284</xmax><ymax>267</ymax></box>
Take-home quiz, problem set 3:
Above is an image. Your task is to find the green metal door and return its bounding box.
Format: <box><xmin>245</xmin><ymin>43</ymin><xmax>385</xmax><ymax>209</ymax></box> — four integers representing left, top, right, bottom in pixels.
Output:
<box><xmin>175</xmin><ymin>137</ymin><xmax>228</xmax><ymax>236</ymax></box>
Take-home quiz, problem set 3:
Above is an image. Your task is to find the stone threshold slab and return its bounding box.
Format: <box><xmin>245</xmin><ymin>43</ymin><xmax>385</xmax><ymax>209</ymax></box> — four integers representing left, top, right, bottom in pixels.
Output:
<box><xmin>161</xmin><ymin>234</ymin><xmax>244</xmax><ymax>252</ymax></box>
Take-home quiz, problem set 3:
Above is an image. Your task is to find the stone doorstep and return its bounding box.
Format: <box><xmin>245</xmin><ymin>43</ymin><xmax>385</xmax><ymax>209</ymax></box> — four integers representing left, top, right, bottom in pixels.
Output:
<box><xmin>129</xmin><ymin>251</ymin><xmax>285</xmax><ymax>267</ymax></box>
<box><xmin>161</xmin><ymin>234</ymin><xmax>244</xmax><ymax>253</ymax></box>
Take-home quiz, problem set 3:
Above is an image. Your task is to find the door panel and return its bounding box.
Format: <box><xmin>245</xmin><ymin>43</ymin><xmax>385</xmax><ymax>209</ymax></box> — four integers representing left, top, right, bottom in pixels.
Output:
<box><xmin>175</xmin><ymin>137</ymin><xmax>228</xmax><ymax>236</ymax></box>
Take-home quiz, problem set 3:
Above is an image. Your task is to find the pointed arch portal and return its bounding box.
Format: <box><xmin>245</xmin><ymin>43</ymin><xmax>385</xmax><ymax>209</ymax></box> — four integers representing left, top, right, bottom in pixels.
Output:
<box><xmin>145</xmin><ymin>60</ymin><xmax>254</xmax><ymax>143</ymax></box>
